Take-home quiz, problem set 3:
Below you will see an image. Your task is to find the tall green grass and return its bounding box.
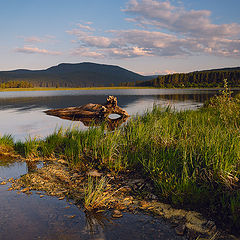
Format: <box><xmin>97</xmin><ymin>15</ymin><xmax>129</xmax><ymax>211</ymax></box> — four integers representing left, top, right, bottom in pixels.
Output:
<box><xmin>12</xmin><ymin>86</ymin><xmax>240</xmax><ymax>230</ymax></box>
<box><xmin>0</xmin><ymin>134</ymin><xmax>14</xmax><ymax>147</ymax></box>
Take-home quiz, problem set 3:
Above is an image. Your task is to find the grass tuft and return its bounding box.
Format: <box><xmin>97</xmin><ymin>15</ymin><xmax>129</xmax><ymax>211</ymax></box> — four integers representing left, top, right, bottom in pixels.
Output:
<box><xmin>84</xmin><ymin>176</ymin><xmax>113</xmax><ymax>210</ymax></box>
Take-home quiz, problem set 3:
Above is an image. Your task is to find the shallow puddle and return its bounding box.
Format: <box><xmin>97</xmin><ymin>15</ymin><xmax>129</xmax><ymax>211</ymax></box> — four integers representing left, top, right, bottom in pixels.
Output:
<box><xmin>0</xmin><ymin>160</ymin><xmax>184</xmax><ymax>240</ymax></box>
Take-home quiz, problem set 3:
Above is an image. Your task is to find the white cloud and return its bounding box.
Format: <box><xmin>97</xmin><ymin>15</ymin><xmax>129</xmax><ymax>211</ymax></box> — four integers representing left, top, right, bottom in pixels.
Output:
<box><xmin>66</xmin><ymin>1</ymin><xmax>240</xmax><ymax>59</ymax></box>
<box><xmin>18</xmin><ymin>35</ymin><xmax>57</xmax><ymax>43</ymax></box>
<box><xmin>123</xmin><ymin>0</ymin><xmax>240</xmax><ymax>38</ymax></box>
<box><xmin>71</xmin><ymin>47</ymin><xmax>104</xmax><ymax>58</ymax></box>
<box><xmin>24</xmin><ymin>36</ymin><xmax>45</xmax><ymax>43</ymax></box>
<box><xmin>79</xmin><ymin>35</ymin><xmax>112</xmax><ymax>48</ymax></box>
<box><xmin>76</xmin><ymin>23</ymin><xmax>95</xmax><ymax>31</ymax></box>
<box><xmin>15</xmin><ymin>46</ymin><xmax>61</xmax><ymax>55</ymax></box>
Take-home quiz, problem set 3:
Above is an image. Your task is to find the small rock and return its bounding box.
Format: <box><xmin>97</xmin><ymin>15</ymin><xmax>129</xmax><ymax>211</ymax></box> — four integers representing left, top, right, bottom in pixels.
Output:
<box><xmin>148</xmin><ymin>193</ymin><xmax>158</xmax><ymax>200</ymax></box>
<box><xmin>175</xmin><ymin>224</ymin><xmax>186</xmax><ymax>236</ymax></box>
<box><xmin>58</xmin><ymin>197</ymin><xmax>65</xmax><ymax>200</ymax></box>
<box><xmin>120</xmin><ymin>186</ymin><xmax>132</xmax><ymax>192</ymax></box>
<box><xmin>21</xmin><ymin>188</ymin><xmax>30</xmax><ymax>193</ymax></box>
<box><xmin>0</xmin><ymin>181</ymin><xmax>7</xmax><ymax>185</ymax></box>
<box><xmin>112</xmin><ymin>210</ymin><xmax>123</xmax><ymax>218</ymax></box>
<box><xmin>72</xmin><ymin>173</ymin><xmax>79</xmax><ymax>178</ymax></box>
<box><xmin>87</xmin><ymin>170</ymin><xmax>102</xmax><ymax>177</ymax></box>
<box><xmin>39</xmin><ymin>195</ymin><xmax>44</xmax><ymax>198</ymax></box>
<box><xmin>67</xmin><ymin>215</ymin><xmax>76</xmax><ymax>219</ymax></box>
<box><xmin>205</xmin><ymin>220</ymin><xmax>216</xmax><ymax>231</ymax></box>
<box><xmin>58</xmin><ymin>159</ymin><xmax>68</xmax><ymax>165</ymax></box>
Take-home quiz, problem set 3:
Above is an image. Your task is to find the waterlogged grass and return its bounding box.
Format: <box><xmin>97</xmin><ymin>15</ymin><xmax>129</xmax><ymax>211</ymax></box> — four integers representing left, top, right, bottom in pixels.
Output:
<box><xmin>84</xmin><ymin>176</ymin><xmax>114</xmax><ymax>210</ymax></box>
<box><xmin>0</xmin><ymin>134</ymin><xmax>14</xmax><ymax>147</ymax></box>
<box><xmin>0</xmin><ymin>134</ymin><xmax>15</xmax><ymax>155</ymax></box>
<box><xmin>1</xmin><ymin>87</ymin><xmax>240</xmax><ymax>230</ymax></box>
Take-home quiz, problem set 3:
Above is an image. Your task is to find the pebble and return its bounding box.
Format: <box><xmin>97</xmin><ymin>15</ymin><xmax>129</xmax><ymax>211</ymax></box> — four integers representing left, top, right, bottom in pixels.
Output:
<box><xmin>87</xmin><ymin>170</ymin><xmax>102</xmax><ymax>177</ymax></box>
<box><xmin>21</xmin><ymin>188</ymin><xmax>30</xmax><ymax>193</ymax></box>
<box><xmin>175</xmin><ymin>224</ymin><xmax>186</xmax><ymax>236</ymax></box>
<box><xmin>112</xmin><ymin>210</ymin><xmax>123</xmax><ymax>218</ymax></box>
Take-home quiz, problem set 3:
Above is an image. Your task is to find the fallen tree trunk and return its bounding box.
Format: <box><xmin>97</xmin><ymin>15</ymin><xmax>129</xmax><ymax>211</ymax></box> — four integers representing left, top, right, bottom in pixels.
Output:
<box><xmin>44</xmin><ymin>96</ymin><xmax>129</xmax><ymax>119</ymax></box>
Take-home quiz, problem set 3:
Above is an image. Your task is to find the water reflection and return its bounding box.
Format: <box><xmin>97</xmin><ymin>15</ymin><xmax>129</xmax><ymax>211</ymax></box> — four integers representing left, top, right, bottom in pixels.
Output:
<box><xmin>47</xmin><ymin>114</ymin><xmax>129</xmax><ymax>131</ymax></box>
<box><xmin>0</xmin><ymin>160</ymin><xmax>185</xmax><ymax>240</ymax></box>
<box><xmin>84</xmin><ymin>210</ymin><xmax>112</xmax><ymax>236</ymax></box>
<box><xmin>0</xmin><ymin>88</ymin><xmax>239</xmax><ymax>141</ymax></box>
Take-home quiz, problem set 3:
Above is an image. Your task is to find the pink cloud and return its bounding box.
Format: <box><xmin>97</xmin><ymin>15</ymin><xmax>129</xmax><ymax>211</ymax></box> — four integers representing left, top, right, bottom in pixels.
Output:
<box><xmin>71</xmin><ymin>47</ymin><xmax>104</xmax><ymax>58</ymax></box>
<box><xmin>123</xmin><ymin>0</ymin><xmax>240</xmax><ymax>38</ymax></box>
<box><xmin>15</xmin><ymin>46</ymin><xmax>61</xmax><ymax>55</ymax></box>
<box><xmin>76</xmin><ymin>23</ymin><xmax>95</xmax><ymax>31</ymax></box>
<box><xmin>66</xmin><ymin>1</ymin><xmax>240</xmax><ymax>59</ymax></box>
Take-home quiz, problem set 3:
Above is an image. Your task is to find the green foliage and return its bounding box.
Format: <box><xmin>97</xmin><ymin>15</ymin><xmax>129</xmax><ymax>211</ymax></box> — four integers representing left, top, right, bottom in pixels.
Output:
<box><xmin>0</xmin><ymin>134</ymin><xmax>14</xmax><ymax>147</ymax></box>
<box><xmin>11</xmin><ymin>90</ymin><xmax>240</xmax><ymax>229</ymax></box>
<box><xmin>15</xmin><ymin>137</ymin><xmax>40</xmax><ymax>158</ymax></box>
<box><xmin>207</xmin><ymin>79</ymin><xmax>240</xmax><ymax>124</ymax></box>
<box><xmin>136</xmin><ymin>69</ymin><xmax>240</xmax><ymax>88</ymax></box>
<box><xmin>84</xmin><ymin>176</ymin><xmax>113</xmax><ymax>210</ymax></box>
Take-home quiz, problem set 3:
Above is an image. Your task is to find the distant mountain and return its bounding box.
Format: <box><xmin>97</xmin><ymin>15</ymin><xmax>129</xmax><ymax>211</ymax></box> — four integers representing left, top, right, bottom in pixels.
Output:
<box><xmin>0</xmin><ymin>62</ymin><xmax>153</xmax><ymax>87</ymax></box>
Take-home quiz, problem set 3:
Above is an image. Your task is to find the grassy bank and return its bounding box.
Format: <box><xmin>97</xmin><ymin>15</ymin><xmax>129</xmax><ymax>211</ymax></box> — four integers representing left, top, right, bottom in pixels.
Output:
<box><xmin>1</xmin><ymin>86</ymin><xmax>240</xmax><ymax>232</ymax></box>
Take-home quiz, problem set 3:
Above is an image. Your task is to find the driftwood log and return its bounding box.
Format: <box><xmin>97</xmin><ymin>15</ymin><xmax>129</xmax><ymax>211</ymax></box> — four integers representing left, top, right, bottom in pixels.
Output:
<box><xmin>44</xmin><ymin>96</ymin><xmax>129</xmax><ymax>120</ymax></box>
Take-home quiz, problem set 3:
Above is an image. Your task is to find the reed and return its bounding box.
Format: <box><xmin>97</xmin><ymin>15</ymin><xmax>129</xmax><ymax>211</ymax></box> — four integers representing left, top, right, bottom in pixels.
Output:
<box><xmin>84</xmin><ymin>176</ymin><xmax>113</xmax><ymax>210</ymax></box>
<box><xmin>9</xmin><ymin>87</ymin><xmax>240</xmax><ymax>230</ymax></box>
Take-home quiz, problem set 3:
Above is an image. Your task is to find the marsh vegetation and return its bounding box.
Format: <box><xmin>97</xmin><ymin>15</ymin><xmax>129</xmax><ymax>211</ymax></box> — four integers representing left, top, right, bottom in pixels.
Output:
<box><xmin>1</xmin><ymin>83</ymin><xmax>240</xmax><ymax>237</ymax></box>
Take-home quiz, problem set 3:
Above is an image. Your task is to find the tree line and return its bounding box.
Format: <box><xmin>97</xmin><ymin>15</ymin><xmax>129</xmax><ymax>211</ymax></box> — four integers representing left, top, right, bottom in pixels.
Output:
<box><xmin>0</xmin><ymin>80</ymin><xmax>33</xmax><ymax>88</ymax></box>
<box><xmin>120</xmin><ymin>69</ymin><xmax>240</xmax><ymax>88</ymax></box>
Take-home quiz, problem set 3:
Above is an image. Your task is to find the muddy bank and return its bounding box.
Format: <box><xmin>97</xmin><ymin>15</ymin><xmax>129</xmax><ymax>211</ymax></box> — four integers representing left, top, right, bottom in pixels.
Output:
<box><xmin>7</xmin><ymin>159</ymin><xmax>236</xmax><ymax>240</ymax></box>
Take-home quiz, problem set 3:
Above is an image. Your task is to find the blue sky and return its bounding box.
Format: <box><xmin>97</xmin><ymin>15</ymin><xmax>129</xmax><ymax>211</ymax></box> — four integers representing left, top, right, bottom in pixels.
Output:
<box><xmin>0</xmin><ymin>0</ymin><xmax>240</xmax><ymax>75</ymax></box>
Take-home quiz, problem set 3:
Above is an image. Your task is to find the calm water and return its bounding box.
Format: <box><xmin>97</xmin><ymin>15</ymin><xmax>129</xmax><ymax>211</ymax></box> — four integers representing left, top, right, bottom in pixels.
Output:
<box><xmin>0</xmin><ymin>88</ymin><xmax>235</xmax><ymax>141</ymax></box>
<box><xmin>0</xmin><ymin>88</ymin><xmax>238</xmax><ymax>240</ymax></box>
<box><xmin>0</xmin><ymin>160</ymin><xmax>184</xmax><ymax>240</ymax></box>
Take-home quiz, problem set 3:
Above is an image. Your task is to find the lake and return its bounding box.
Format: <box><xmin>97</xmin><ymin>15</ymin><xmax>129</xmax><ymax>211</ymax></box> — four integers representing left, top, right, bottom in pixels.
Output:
<box><xmin>0</xmin><ymin>88</ymin><xmax>234</xmax><ymax>141</ymax></box>
<box><xmin>0</xmin><ymin>88</ymin><xmax>238</xmax><ymax>240</ymax></box>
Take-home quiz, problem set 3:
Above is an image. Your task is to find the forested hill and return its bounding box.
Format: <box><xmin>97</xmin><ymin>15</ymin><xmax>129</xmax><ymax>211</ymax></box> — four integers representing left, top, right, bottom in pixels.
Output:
<box><xmin>0</xmin><ymin>62</ymin><xmax>152</xmax><ymax>87</ymax></box>
<box><xmin>136</xmin><ymin>67</ymin><xmax>240</xmax><ymax>88</ymax></box>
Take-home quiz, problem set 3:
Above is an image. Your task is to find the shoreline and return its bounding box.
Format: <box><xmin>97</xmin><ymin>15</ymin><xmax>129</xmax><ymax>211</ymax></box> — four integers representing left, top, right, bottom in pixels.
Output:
<box><xmin>0</xmin><ymin>91</ymin><xmax>240</xmax><ymax>239</ymax></box>
<box><xmin>0</xmin><ymin>86</ymin><xmax>154</xmax><ymax>92</ymax></box>
<box><xmin>1</xmin><ymin>86</ymin><xmax>240</xmax><ymax>92</ymax></box>
<box><xmin>9</xmin><ymin>158</ymin><xmax>221</xmax><ymax>239</ymax></box>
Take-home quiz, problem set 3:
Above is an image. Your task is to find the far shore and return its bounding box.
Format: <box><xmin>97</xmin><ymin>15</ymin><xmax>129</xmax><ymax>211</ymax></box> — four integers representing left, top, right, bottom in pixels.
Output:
<box><xmin>1</xmin><ymin>86</ymin><xmax>240</xmax><ymax>92</ymax></box>
<box><xmin>0</xmin><ymin>86</ymin><xmax>154</xmax><ymax>92</ymax></box>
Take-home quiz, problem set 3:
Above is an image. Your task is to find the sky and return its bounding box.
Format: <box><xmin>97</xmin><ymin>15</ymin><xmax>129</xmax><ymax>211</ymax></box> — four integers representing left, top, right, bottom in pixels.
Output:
<box><xmin>0</xmin><ymin>0</ymin><xmax>240</xmax><ymax>75</ymax></box>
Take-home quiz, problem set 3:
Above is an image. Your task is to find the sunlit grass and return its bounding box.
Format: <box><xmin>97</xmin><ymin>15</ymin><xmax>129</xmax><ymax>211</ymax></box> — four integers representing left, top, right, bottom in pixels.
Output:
<box><xmin>84</xmin><ymin>176</ymin><xmax>114</xmax><ymax>210</ymax></box>
<box><xmin>1</xmin><ymin>84</ymin><xmax>240</xmax><ymax>230</ymax></box>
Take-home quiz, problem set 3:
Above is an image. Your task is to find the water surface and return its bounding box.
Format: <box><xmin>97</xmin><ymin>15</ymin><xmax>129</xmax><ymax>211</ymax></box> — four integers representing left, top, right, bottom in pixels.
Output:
<box><xmin>1</xmin><ymin>88</ymin><xmax>238</xmax><ymax>239</ymax></box>
<box><xmin>1</xmin><ymin>88</ymin><xmax>236</xmax><ymax>141</ymax></box>
<box><xmin>0</xmin><ymin>159</ymin><xmax>183</xmax><ymax>240</ymax></box>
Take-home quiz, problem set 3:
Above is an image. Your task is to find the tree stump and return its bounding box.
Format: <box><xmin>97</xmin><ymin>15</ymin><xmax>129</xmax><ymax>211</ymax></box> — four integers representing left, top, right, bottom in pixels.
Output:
<box><xmin>44</xmin><ymin>96</ymin><xmax>129</xmax><ymax>120</ymax></box>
